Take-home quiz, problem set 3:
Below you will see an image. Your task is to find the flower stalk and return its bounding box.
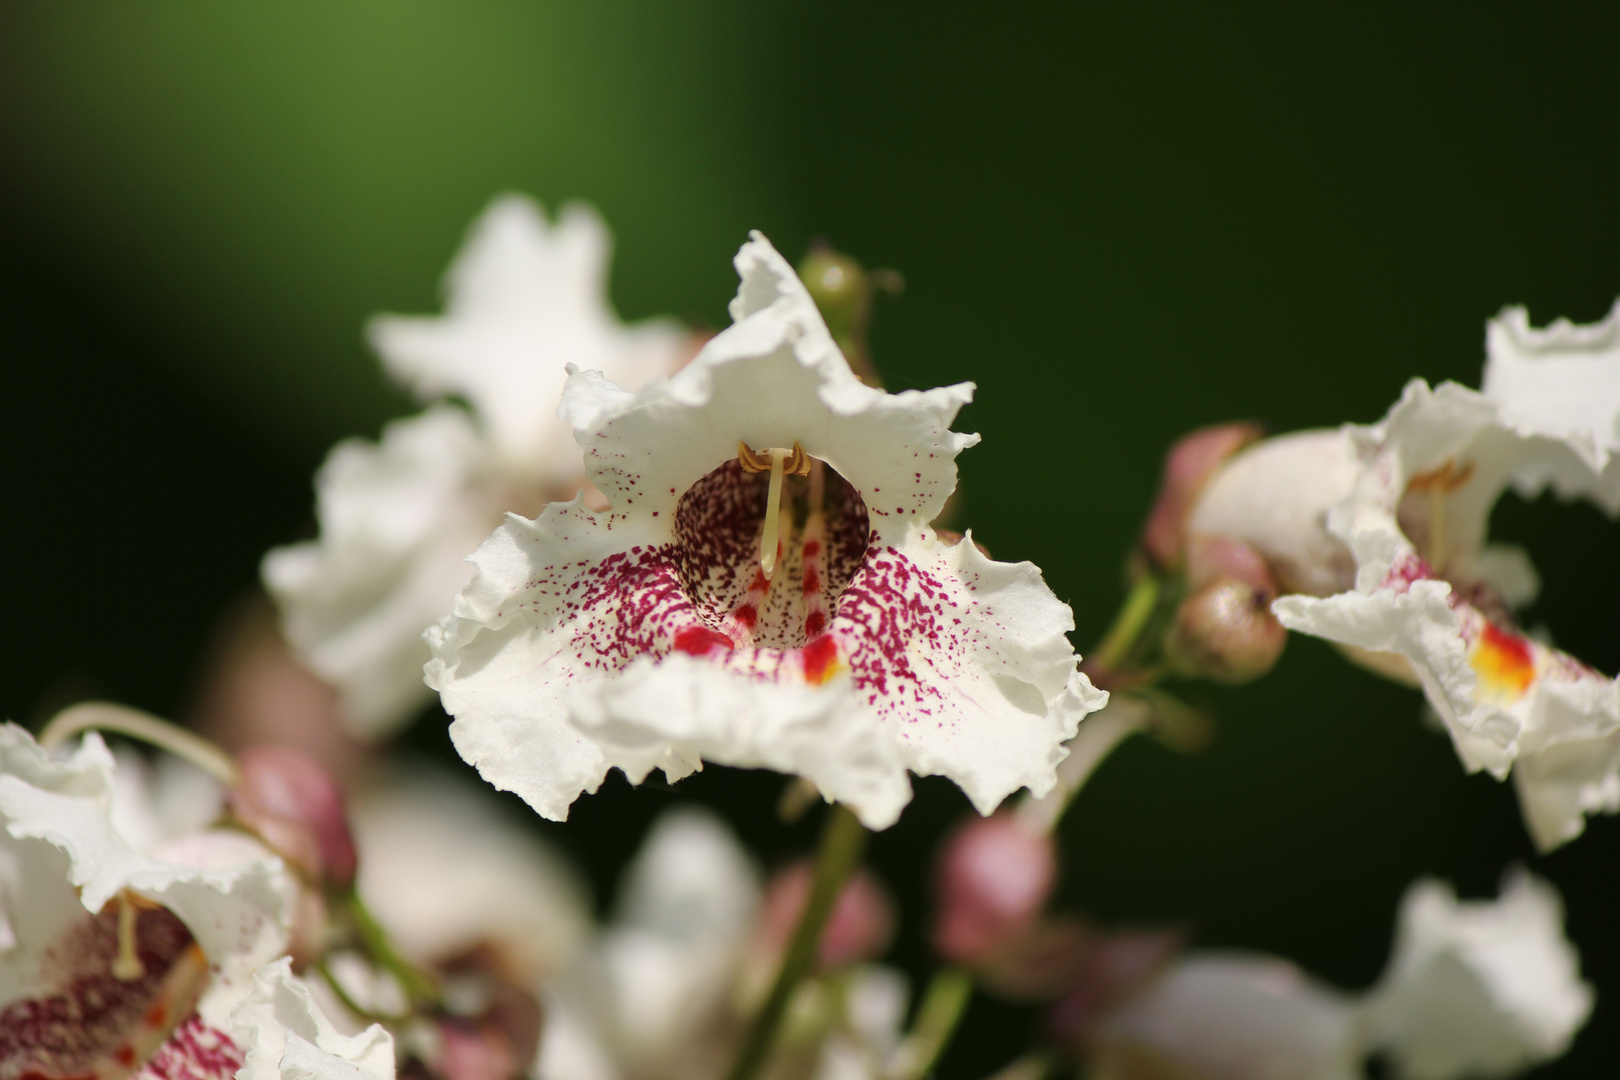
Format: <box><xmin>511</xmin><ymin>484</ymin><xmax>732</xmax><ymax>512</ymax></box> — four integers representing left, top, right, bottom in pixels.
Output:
<box><xmin>724</xmin><ymin>802</ymin><xmax>867</xmax><ymax>1080</ymax></box>
<box><xmin>884</xmin><ymin>966</ymin><xmax>974</xmax><ymax>1080</ymax></box>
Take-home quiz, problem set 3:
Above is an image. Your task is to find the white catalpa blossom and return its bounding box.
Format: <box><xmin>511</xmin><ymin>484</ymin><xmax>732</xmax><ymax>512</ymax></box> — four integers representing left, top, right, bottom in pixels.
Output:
<box><xmin>265</xmin><ymin>195</ymin><xmax>689</xmax><ymax>740</ymax></box>
<box><xmin>1274</xmin><ymin>300</ymin><xmax>1620</xmax><ymax>850</ymax></box>
<box><xmin>348</xmin><ymin>764</ymin><xmax>593</xmax><ymax>983</ymax></box>
<box><xmin>1091</xmin><ymin>869</ymin><xmax>1590</xmax><ymax>1080</ymax></box>
<box><xmin>0</xmin><ymin>724</ymin><xmax>393</xmax><ymax>1080</ymax></box>
<box><xmin>426</xmin><ymin>232</ymin><xmax>1106</xmax><ymax>830</ymax></box>
<box><xmin>538</xmin><ymin>806</ymin><xmax>906</xmax><ymax>1080</ymax></box>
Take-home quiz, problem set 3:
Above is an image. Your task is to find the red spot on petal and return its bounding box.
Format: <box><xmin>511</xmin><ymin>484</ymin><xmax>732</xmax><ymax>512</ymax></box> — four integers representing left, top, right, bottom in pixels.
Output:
<box><xmin>674</xmin><ymin>625</ymin><xmax>735</xmax><ymax>657</ymax></box>
<box><xmin>115</xmin><ymin>1045</ymin><xmax>136</xmax><ymax>1067</ymax></box>
<box><xmin>805</xmin><ymin>611</ymin><xmax>827</xmax><ymax>639</ymax></box>
<box><xmin>144</xmin><ymin>1002</ymin><xmax>167</xmax><ymax>1028</ymax></box>
<box><xmin>803</xmin><ymin>635</ymin><xmax>840</xmax><ymax>684</ymax></box>
<box><xmin>734</xmin><ymin>604</ymin><xmax>759</xmax><ymax>629</ymax></box>
<box><xmin>802</xmin><ymin>566</ymin><xmax>820</xmax><ymax>595</ymax></box>
<box><xmin>802</xmin><ymin>539</ymin><xmax>821</xmax><ymax>558</ymax></box>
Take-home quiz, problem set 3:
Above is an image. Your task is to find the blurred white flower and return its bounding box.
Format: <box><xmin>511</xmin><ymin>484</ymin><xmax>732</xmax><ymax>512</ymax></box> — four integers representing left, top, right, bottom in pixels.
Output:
<box><xmin>1274</xmin><ymin>299</ymin><xmax>1620</xmax><ymax>850</ymax></box>
<box><xmin>266</xmin><ymin>195</ymin><xmax>690</xmax><ymax>740</ymax></box>
<box><xmin>1094</xmin><ymin>953</ymin><xmax>1362</xmax><ymax>1080</ymax></box>
<box><xmin>537</xmin><ymin>805</ymin><xmax>905</xmax><ymax>1080</ymax></box>
<box><xmin>0</xmin><ymin>724</ymin><xmax>389</xmax><ymax>1080</ymax></box>
<box><xmin>1089</xmin><ymin>868</ymin><xmax>1590</xmax><ymax>1080</ymax></box>
<box><xmin>1363</xmin><ymin>869</ymin><xmax>1593</xmax><ymax>1080</ymax></box>
<box><xmin>426</xmin><ymin>232</ymin><xmax>1104</xmax><ymax>830</ymax></box>
<box><xmin>349</xmin><ymin>763</ymin><xmax>593</xmax><ymax>984</ymax></box>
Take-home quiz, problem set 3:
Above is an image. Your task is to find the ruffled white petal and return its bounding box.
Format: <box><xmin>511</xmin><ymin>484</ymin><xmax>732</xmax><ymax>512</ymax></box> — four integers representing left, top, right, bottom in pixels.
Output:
<box><xmin>350</xmin><ymin>764</ymin><xmax>593</xmax><ymax>980</ymax></box>
<box><xmin>569</xmin><ymin>652</ymin><xmax>912</xmax><ymax>828</ymax></box>
<box><xmin>1275</xmin><ymin>340</ymin><xmax>1620</xmax><ymax>848</ymax></box>
<box><xmin>369</xmin><ymin>195</ymin><xmax>686</xmax><ymax>473</ymax></box>
<box><xmin>231</xmin><ymin>958</ymin><xmax>395</xmax><ymax>1080</ymax></box>
<box><xmin>0</xmin><ymin>725</ymin><xmax>293</xmax><ymax>1022</ymax></box>
<box><xmin>428</xmin><ymin>232</ymin><xmax>1102</xmax><ymax>828</ymax></box>
<box><xmin>1363</xmin><ymin>869</ymin><xmax>1592</xmax><ymax>1080</ymax></box>
<box><xmin>265</xmin><ymin>406</ymin><xmax>505</xmax><ymax>738</ymax></box>
<box><xmin>1094</xmin><ymin>953</ymin><xmax>1362</xmax><ymax>1080</ymax></box>
<box><xmin>1482</xmin><ymin>298</ymin><xmax>1620</xmax><ymax>478</ymax></box>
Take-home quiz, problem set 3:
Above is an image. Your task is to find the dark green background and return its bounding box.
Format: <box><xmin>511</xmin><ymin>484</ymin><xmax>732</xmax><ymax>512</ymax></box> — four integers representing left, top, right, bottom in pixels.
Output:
<box><xmin>2</xmin><ymin>5</ymin><xmax>1616</xmax><ymax>1076</ymax></box>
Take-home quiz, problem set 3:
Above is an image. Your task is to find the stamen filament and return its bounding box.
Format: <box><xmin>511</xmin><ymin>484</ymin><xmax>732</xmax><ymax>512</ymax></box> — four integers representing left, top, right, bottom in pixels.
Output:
<box><xmin>113</xmin><ymin>891</ymin><xmax>145</xmax><ymax>981</ymax></box>
<box><xmin>761</xmin><ymin>448</ymin><xmax>790</xmax><ymax>578</ymax></box>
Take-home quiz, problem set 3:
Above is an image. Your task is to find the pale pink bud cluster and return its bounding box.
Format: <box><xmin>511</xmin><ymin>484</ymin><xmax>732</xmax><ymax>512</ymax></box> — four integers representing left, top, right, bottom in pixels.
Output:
<box><xmin>932</xmin><ymin>813</ymin><xmax>1057</xmax><ymax>967</ymax></box>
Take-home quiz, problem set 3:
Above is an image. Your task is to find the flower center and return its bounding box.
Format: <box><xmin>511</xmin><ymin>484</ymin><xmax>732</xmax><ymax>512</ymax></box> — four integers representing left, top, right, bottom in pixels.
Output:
<box><xmin>0</xmin><ymin>897</ymin><xmax>210</xmax><ymax>1080</ymax></box>
<box><xmin>673</xmin><ymin>454</ymin><xmax>871</xmax><ymax>650</ymax></box>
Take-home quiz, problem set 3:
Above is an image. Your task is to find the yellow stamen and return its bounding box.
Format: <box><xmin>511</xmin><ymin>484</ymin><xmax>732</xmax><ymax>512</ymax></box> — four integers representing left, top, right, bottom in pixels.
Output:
<box><xmin>113</xmin><ymin>891</ymin><xmax>145</xmax><ymax>981</ymax></box>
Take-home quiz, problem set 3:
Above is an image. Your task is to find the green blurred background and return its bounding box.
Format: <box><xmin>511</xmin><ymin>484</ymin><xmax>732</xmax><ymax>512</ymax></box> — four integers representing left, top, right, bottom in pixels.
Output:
<box><xmin>2</xmin><ymin>4</ymin><xmax>1617</xmax><ymax>1076</ymax></box>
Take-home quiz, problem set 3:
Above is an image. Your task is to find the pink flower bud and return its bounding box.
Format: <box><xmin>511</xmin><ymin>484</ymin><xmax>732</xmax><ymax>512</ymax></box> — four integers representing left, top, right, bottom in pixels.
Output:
<box><xmin>758</xmin><ymin>861</ymin><xmax>895</xmax><ymax>968</ymax></box>
<box><xmin>433</xmin><ymin>987</ymin><xmax>543</xmax><ymax>1080</ymax></box>
<box><xmin>229</xmin><ymin>745</ymin><xmax>357</xmax><ymax>888</ymax></box>
<box><xmin>932</xmin><ymin>813</ymin><xmax>1057</xmax><ymax>968</ymax></box>
<box><xmin>1185</xmin><ymin>534</ymin><xmax>1277</xmax><ymax>595</ymax></box>
<box><xmin>1140</xmin><ymin>423</ymin><xmax>1264</xmax><ymax>572</ymax></box>
<box><xmin>1163</xmin><ymin>576</ymin><xmax>1287</xmax><ymax>685</ymax></box>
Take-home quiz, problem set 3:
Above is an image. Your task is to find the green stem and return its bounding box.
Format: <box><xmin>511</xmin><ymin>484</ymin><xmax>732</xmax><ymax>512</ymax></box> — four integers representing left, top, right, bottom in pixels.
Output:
<box><xmin>884</xmin><ymin>966</ymin><xmax>974</xmax><ymax>1080</ymax></box>
<box><xmin>344</xmin><ymin>888</ymin><xmax>440</xmax><ymax>1010</ymax></box>
<box><xmin>1090</xmin><ymin>575</ymin><xmax>1161</xmax><ymax>676</ymax></box>
<box><xmin>724</xmin><ymin>803</ymin><xmax>868</xmax><ymax>1080</ymax></box>
<box><xmin>317</xmin><ymin>958</ymin><xmax>411</xmax><ymax>1025</ymax></box>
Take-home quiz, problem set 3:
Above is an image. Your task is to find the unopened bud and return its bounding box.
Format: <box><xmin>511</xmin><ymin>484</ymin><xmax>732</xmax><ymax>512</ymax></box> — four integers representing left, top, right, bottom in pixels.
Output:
<box><xmin>759</xmin><ymin>861</ymin><xmax>895</xmax><ymax>969</ymax></box>
<box><xmin>933</xmin><ymin>813</ymin><xmax>1057</xmax><ymax>968</ymax></box>
<box><xmin>1163</xmin><ymin>577</ymin><xmax>1286</xmax><ymax>684</ymax></box>
<box><xmin>1186</xmin><ymin>429</ymin><xmax>1359</xmax><ymax>598</ymax></box>
<box><xmin>1141</xmin><ymin>423</ymin><xmax>1264</xmax><ymax>572</ymax></box>
<box><xmin>229</xmin><ymin>745</ymin><xmax>357</xmax><ymax>888</ymax></box>
<box><xmin>1185</xmin><ymin>534</ymin><xmax>1278</xmax><ymax>595</ymax></box>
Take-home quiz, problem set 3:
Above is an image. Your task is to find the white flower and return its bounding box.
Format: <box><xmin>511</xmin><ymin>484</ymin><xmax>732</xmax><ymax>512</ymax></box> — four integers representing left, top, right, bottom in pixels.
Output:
<box><xmin>1094</xmin><ymin>953</ymin><xmax>1362</xmax><ymax>1080</ymax></box>
<box><xmin>539</xmin><ymin>807</ymin><xmax>760</xmax><ymax>1080</ymax></box>
<box><xmin>427</xmin><ymin>233</ymin><xmax>1105</xmax><ymax>830</ymax></box>
<box><xmin>231</xmin><ymin>958</ymin><xmax>396</xmax><ymax>1080</ymax></box>
<box><xmin>0</xmin><ymin>724</ymin><xmax>379</xmax><ymax>1080</ymax></box>
<box><xmin>348</xmin><ymin>763</ymin><xmax>593</xmax><ymax>982</ymax></box>
<box><xmin>1090</xmin><ymin>869</ymin><xmax>1590</xmax><ymax>1080</ymax></box>
<box><xmin>266</xmin><ymin>195</ymin><xmax>689</xmax><ymax>739</ymax></box>
<box><xmin>1363</xmin><ymin>869</ymin><xmax>1593</xmax><ymax>1080</ymax></box>
<box><xmin>1273</xmin><ymin>300</ymin><xmax>1620</xmax><ymax>849</ymax></box>
<box><xmin>537</xmin><ymin>806</ymin><xmax>905</xmax><ymax>1080</ymax></box>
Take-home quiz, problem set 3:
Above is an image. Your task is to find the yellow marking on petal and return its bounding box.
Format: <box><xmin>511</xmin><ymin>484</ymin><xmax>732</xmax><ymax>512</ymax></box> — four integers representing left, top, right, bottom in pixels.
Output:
<box><xmin>1470</xmin><ymin>622</ymin><xmax>1536</xmax><ymax>702</ymax></box>
<box><xmin>113</xmin><ymin>891</ymin><xmax>145</xmax><ymax>981</ymax></box>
